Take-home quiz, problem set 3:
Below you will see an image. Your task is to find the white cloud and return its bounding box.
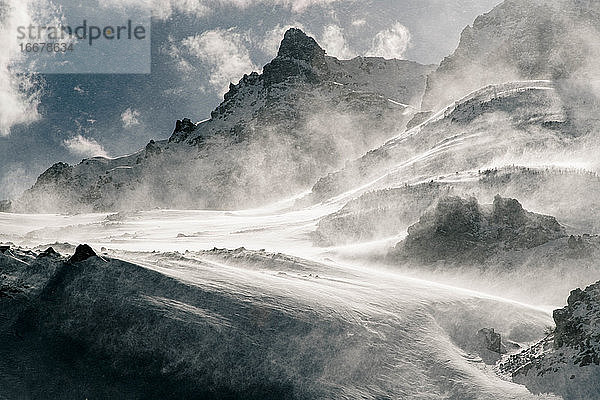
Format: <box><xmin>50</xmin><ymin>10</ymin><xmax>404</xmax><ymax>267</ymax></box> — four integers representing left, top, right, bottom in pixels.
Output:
<box><xmin>152</xmin><ymin>0</ymin><xmax>348</xmax><ymax>19</ymax></box>
<box><xmin>367</xmin><ymin>22</ymin><xmax>411</xmax><ymax>60</ymax></box>
<box><xmin>0</xmin><ymin>0</ymin><xmax>44</xmax><ymax>136</ymax></box>
<box><xmin>352</xmin><ymin>18</ymin><xmax>366</xmax><ymax>27</ymax></box>
<box><xmin>121</xmin><ymin>108</ymin><xmax>141</xmax><ymax>128</ymax></box>
<box><xmin>181</xmin><ymin>28</ymin><xmax>259</xmax><ymax>95</ymax></box>
<box><xmin>321</xmin><ymin>25</ymin><xmax>356</xmax><ymax>59</ymax></box>
<box><xmin>63</xmin><ymin>135</ymin><xmax>108</xmax><ymax>158</ymax></box>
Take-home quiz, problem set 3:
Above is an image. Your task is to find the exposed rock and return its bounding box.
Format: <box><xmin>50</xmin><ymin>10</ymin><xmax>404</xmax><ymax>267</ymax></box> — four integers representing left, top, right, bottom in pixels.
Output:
<box><xmin>35</xmin><ymin>162</ymin><xmax>74</xmax><ymax>186</ymax></box>
<box><xmin>38</xmin><ymin>247</ymin><xmax>60</xmax><ymax>258</ymax></box>
<box><xmin>262</xmin><ymin>28</ymin><xmax>328</xmax><ymax>86</ymax></box>
<box><xmin>553</xmin><ymin>283</ymin><xmax>600</xmax><ymax>365</ymax></box>
<box><xmin>145</xmin><ymin>139</ymin><xmax>163</xmax><ymax>156</ymax></box>
<box><xmin>68</xmin><ymin>244</ymin><xmax>98</xmax><ymax>264</ymax></box>
<box><xmin>476</xmin><ymin>328</ymin><xmax>505</xmax><ymax>354</ymax></box>
<box><xmin>500</xmin><ymin>280</ymin><xmax>600</xmax><ymax>399</ymax></box>
<box><xmin>314</xmin><ymin>183</ymin><xmax>450</xmax><ymax>246</ymax></box>
<box><xmin>0</xmin><ymin>245</ymin><xmax>10</xmax><ymax>254</ymax></box>
<box><xmin>390</xmin><ymin>195</ymin><xmax>566</xmax><ymax>264</ymax></box>
<box><xmin>171</xmin><ymin>118</ymin><xmax>196</xmax><ymax>138</ymax></box>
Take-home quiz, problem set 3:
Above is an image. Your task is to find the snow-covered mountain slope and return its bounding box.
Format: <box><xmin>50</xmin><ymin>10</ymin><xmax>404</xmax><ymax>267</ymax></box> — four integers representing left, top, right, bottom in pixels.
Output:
<box><xmin>0</xmin><ymin>244</ymin><xmax>557</xmax><ymax>399</ymax></box>
<box><xmin>14</xmin><ymin>29</ymin><xmax>433</xmax><ymax>213</ymax></box>
<box><xmin>500</xmin><ymin>281</ymin><xmax>600</xmax><ymax>400</ymax></box>
<box><xmin>420</xmin><ymin>0</ymin><xmax>600</xmax><ymax>117</ymax></box>
<box><xmin>304</xmin><ymin>80</ymin><xmax>577</xmax><ymax>204</ymax></box>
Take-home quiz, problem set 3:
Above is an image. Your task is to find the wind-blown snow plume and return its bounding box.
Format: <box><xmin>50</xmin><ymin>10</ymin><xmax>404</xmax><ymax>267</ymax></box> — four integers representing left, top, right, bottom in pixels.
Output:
<box><xmin>0</xmin><ymin>0</ymin><xmax>45</xmax><ymax>136</ymax></box>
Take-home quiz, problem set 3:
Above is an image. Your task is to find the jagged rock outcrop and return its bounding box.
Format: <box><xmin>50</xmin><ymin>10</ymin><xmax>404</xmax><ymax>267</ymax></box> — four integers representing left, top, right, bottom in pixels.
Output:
<box><xmin>262</xmin><ymin>28</ymin><xmax>328</xmax><ymax>86</ymax></box>
<box><xmin>16</xmin><ymin>29</ymin><xmax>434</xmax><ymax>213</ymax></box>
<box><xmin>553</xmin><ymin>284</ymin><xmax>600</xmax><ymax>365</ymax></box>
<box><xmin>389</xmin><ymin>195</ymin><xmax>566</xmax><ymax>264</ymax></box>
<box><xmin>314</xmin><ymin>166</ymin><xmax>600</xmax><ymax>247</ymax></box>
<box><xmin>314</xmin><ymin>183</ymin><xmax>451</xmax><ymax>246</ymax></box>
<box><xmin>500</xmin><ymin>281</ymin><xmax>600</xmax><ymax>399</ymax></box>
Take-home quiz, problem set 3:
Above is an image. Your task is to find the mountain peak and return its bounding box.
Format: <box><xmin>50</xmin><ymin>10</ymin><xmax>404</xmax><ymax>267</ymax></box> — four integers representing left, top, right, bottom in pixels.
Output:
<box><xmin>277</xmin><ymin>28</ymin><xmax>325</xmax><ymax>62</ymax></box>
<box><xmin>263</xmin><ymin>28</ymin><xmax>328</xmax><ymax>86</ymax></box>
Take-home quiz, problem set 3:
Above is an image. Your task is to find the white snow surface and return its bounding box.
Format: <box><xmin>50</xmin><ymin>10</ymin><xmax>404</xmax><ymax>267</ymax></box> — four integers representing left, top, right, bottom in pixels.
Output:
<box><xmin>0</xmin><ymin>188</ymin><xmax>565</xmax><ymax>398</ymax></box>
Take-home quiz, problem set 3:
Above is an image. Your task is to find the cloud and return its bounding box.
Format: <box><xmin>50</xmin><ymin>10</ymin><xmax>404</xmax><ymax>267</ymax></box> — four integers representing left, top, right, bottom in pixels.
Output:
<box><xmin>367</xmin><ymin>22</ymin><xmax>411</xmax><ymax>60</ymax></box>
<box><xmin>351</xmin><ymin>18</ymin><xmax>366</xmax><ymax>27</ymax></box>
<box><xmin>152</xmin><ymin>0</ymin><xmax>348</xmax><ymax>19</ymax></box>
<box><xmin>121</xmin><ymin>108</ymin><xmax>141</xmax><ymax>128</ymax></box>
<box><xmin>180</xmin><ymin>28</ymin><xmax>259</xmax><ymax>95</ymax></box>
<box><xmin>321</xmin><ymin>25</ymin><xmax>356</xmax><ymax>59</ymax></box>
<box><xmin>63</xmin><ymin>134</ymin><xmax>108</xmax><ymax>158</ymax></box>
<box><xmin>0</xmin><ymin>0</ymin><xmax>44</xmax><ymax>136</ymax></box>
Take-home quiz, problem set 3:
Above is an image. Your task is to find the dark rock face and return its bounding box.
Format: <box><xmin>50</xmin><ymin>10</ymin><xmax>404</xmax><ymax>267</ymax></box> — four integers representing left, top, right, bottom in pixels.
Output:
<box><xmin>262</xmin><ymin>28</ymin><xmax>328</xmax><ymax>86</ymax></box>
<box><xmin>38</xmin><ymin>247</ymin><xmax>60</xmax><ymax>258</ymax></box>
<box><xmin>172</xmin><ymin>118</ymin><xmax>196</xmax><ymax>137</ymax></box>
<box><xmin>36</xmin><ymin>162</ymin><xmax>74</xmax><ymax>186</ymax></box>
<box><xmin>0</xmin><ymin>245</ymin><xmax>10</xmax><ymax>254</ymax></box>
<box><xmin>68</xmin><ymin>244</ymin><xmax>97</xmax><ymax>264</ymax></box>
<box><xmin>553</xmin><ymin>283</ymin><xmax>600</xmax><ymax>365</ymax></box>
<box><xmin>500</xmin><ymin>281</ymin><xmax>600</xmax><ymax>399</ymax></box>
<box><xmin>391</xmin><ymin>195</ymin><xmax>566</xmax><ymax>264</ymax></box>
<box><xmin>145</xmin><ymin>139</ymin><xmax>163</xmax><ymax>156</ymax></box>
<box><xmin>476</xmin><ymin>328</ymin><xmax>505</xmax><ymax>354</ymax></box>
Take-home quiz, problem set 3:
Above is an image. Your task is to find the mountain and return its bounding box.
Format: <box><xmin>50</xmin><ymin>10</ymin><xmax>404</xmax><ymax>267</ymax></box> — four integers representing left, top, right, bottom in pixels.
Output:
<box><xmin>14</xmin><ymin>29</ymin><xmax>433</xmax><ymax>213</ymax></box>
<box><xmin>500</xmin><ymin>281</ymin><xmax>600</xmax><ymax>399</ymax></box>
<box><xmin>388</xmin><ymin>195</ymin><xmax>566</xmax><ymax>265</ymax></box>
<box><xmin>303</xmin><ymin>80</ymin><xmax>577</xmax><ymax>204</ymax></box>
<box><xmin>301</xmin><ymin>0</ymin><xmax>600</xmax><ymax>208</ymax></box>
<box><xmin>420</xmin><ymin>0</ymin><xmax>600</xmax><ymax>119</ymax></box>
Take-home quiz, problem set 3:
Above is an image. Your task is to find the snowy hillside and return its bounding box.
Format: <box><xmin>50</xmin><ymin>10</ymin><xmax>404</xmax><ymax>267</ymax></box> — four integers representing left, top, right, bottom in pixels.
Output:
<box><xmin>305</xmin><ymin>80</ymin><xmax>575</xmax><ymax>204</ymax></box>
<box><xmin>2</xmin><ymin>0</ymin><xmax>600</xmax><ymax>397</ymax></box>
<box><xmin>0</xmin><ymin>244</ymin><xmax>557</xmax><ymax>399</ymax></box>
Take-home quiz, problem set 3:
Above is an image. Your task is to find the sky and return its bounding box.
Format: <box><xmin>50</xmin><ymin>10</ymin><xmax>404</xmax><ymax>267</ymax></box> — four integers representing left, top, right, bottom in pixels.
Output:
<box><xmin>0</xmin><ymin>0</ymin><xmax>502</xmax><ymax>200</ymax></box>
